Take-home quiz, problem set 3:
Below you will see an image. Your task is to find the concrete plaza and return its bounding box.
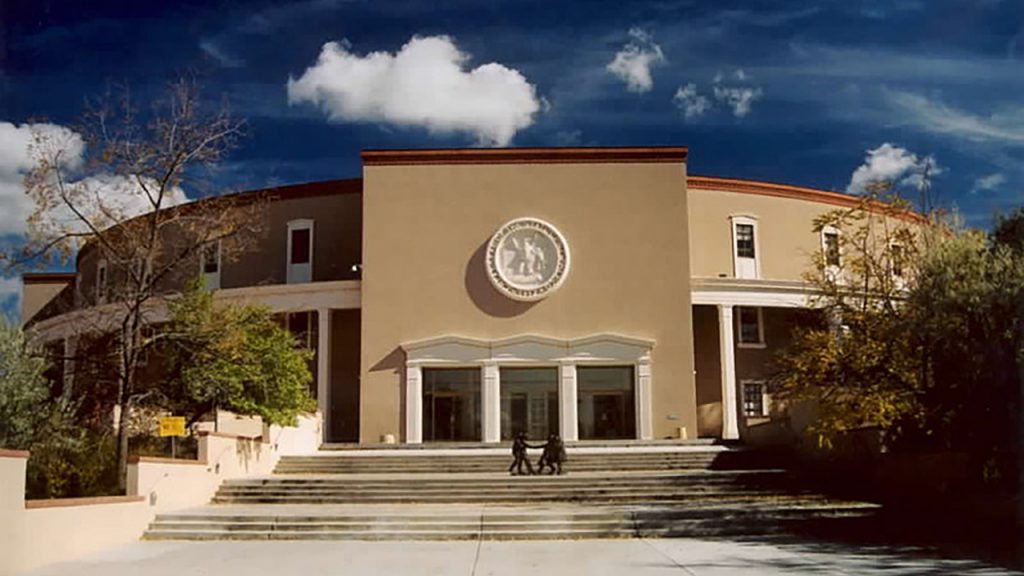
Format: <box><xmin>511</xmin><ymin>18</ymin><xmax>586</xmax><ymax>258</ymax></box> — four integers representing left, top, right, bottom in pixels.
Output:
<box><xmin>22</xmin><ymin>537</ymin><xmax>1022</xmax><ymax>576</ymax></box>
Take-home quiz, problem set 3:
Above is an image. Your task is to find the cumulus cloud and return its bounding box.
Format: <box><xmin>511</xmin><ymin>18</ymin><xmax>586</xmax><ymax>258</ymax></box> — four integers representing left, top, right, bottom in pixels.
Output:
<box><xmin>286</xmin><ymin>35</ymin><xmax>542</xmax><ymax>147</ymax></box>
<box><xmin>0</xmin><ymin>122</ymin><xmax>85</xmax><ymax>236</ymax></box>
<box><xmin>847</xmin><ymin>143</ymin><xmax>940</xmax><ymax>194</ymax></box>
<box><xmin>0</xmin><ymin>121</ymin><xmax>189</xmax><ymax>239</ymax></box>
<box><xmin>606</xmin><ymin>28</ymin><xmax>666</xmax><ymax>93</ymax></box>
<box><xmin>712</xmin><ymin>70</ymin><xmax>763</xmax><ymax>118</ymax></box>
<box><xmin>971</xmin><ymin>172</ymin><xmax>1007</xmax><ymax>195</ymax></box>
<box><xmin>0</xmin><ymin>276</ymin><xmax>22</xmax><ymax>319</ymax></box>
<box><xmin>672</xmin><ymin>83</ymin><xmax>711</xmax><ymax>119</ymax></box>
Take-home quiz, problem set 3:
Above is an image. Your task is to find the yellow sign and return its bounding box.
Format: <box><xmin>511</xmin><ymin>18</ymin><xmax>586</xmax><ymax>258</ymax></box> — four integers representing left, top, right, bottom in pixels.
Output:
<box><xmin>159</xmin><ymin>416</ymin><xmax>186</xmax><ymax>437</ymax></box>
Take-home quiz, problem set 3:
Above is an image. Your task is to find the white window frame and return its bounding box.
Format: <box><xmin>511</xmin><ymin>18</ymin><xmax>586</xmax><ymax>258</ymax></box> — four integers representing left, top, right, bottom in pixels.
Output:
<box><xmin>741</xmin><ymin>380</ymin><xmax>769</xmax><ymax>418</ymax></box>
<box><xmin>889</xmin><ymin>242</ymin><xmax>907</xmax><ymax>290</ymax></box>
<box><xmin>96</xmin><ymin>259</ymin><xmax>108</xmax><ymax>305</ymax></box>
<box><xmin>286</xmin><ymin>219</ymin><xmax>314</xmax><ymax>284</ymax></box>
<box><xmin>730</xmin><ymin>215</ymin><xmax>760</xmax><ymax>279</ymax></box>
<box><xmin>735</xmin><ymin>306</ymin><xmax>766</xmax><ymax>349</ymax></box>
<box><xmin>821</xmin><ymin>225</ymin><xmax>842</xmax><ymax>282</ymax></box>
<box><xmin>199</xmin><ymin>240</ymin><xmax>222</xmax><ymax>290</ymax></box>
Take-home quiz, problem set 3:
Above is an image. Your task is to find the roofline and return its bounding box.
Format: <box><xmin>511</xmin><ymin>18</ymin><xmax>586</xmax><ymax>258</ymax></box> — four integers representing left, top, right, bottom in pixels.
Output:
<box><xmin>361</xmin><ymin>147</ymin><xmax>689</xmax><ymax>166</ymax></box>
<box><xmin>688</xmin><ymin>175</ymin><xmax>927</xmax><ymax>222</ymax></box>
<box><xmin>22</xmin><ymin>272</ymin><xmax>76</xmax><ymax>284</ymax></box>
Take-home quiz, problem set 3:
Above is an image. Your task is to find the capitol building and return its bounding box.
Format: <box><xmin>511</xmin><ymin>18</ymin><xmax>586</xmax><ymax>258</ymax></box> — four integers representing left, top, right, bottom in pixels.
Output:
<box><xmin>22</xmin><ymin>146</ymin><xmax>870</xmax><ymax>446</ymax></box>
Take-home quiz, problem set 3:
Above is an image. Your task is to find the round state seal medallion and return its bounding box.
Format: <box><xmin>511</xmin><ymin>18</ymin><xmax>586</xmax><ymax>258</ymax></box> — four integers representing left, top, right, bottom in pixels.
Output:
<box><xmin>486</xmin><ymin>217</ymin><xmax>570</xmax><ymax>302</ymax></box>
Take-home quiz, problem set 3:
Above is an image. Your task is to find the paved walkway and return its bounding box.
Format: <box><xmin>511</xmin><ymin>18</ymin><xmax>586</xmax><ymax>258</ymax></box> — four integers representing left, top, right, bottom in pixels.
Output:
<box><xmin>22</xmin><ymin>537</ymin><xmax>1022</xmax><ymax>575</ymax></box>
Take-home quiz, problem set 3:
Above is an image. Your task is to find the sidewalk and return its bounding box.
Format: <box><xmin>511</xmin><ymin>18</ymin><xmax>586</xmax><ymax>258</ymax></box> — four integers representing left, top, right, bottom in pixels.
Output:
<box><xmin>22</xmin><ymin>537</ymin><xmax>1022</xmax><ymax>576</ymax></box>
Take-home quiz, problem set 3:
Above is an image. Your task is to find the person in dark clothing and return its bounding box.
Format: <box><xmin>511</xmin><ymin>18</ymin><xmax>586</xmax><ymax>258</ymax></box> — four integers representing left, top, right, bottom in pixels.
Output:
<box><xmin>537</xmin><ymin>433</ymin><xmax>567</xmax><ymax>475</ymax></box>
<box><xmin>508</xmin><ymin>431</ymin><xmax>535</xmax><ymax>475</ymax></box>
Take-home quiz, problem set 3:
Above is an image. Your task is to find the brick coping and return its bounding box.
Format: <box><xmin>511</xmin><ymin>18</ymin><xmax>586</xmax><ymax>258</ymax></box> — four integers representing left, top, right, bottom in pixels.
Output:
<box><xmin>0</xmin><ymin>449</ymin><xmax>30</xmax><ymax>459</ymax></box>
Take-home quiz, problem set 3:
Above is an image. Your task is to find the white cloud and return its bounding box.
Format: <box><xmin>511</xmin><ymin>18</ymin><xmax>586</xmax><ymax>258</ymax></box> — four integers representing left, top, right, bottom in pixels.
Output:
<box><xmin>0</xmin><ymin>276</ymin><xmax>22</xmax><ymax>319</ymax></box>
<box><xmin>971</xmin><ymin>172</ymin><xmax>1007</xmax><ymax>195</ymax></box>
<box><xmin>885</xmin><ymin>90</ymin><xmax>1024</xmax><ymax>145</ymax></box>
<box><xmin>0</xmin><ymin>121</ymin><xmax>189</xmax><ymax>240</ymax></box>
<box><xmin>847</xmin><ymin>143</ymin><xmax>940</xmax><ymax>194</ymax></box>
<box><xmin>606</xmin><ymin>28</ymin><xmax>666</xmax><ymax>94</ymax></box>
<box><xmin>286</xmin><ymin>35</ymin><xmax>542</xmax><ymax>147</ymax></box>
<box><xmin>672</xmin><ymin>83</ymin><xmax>711</xmax><ymax>119</ymax></box>
<box><xmin>0</xmin><ymin>122</ymin><xmax>84</xmax><ymax>236</ymax></box>
<box><xmin>712</xmin><ymin>71</ymin><xmax>763</xmax><ymax>118</ymax></box>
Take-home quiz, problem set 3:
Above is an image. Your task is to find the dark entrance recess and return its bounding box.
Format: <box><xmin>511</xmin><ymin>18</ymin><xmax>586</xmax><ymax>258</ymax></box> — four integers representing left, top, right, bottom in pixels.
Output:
<box><xmin>328</xmin><ymin>309</ymin><xmax>361</xmax><ymax>442</ymax></box>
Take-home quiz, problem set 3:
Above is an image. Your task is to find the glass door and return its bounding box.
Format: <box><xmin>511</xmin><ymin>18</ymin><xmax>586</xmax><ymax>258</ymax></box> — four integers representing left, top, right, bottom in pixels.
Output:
<box><xmin>422</xmin><ymin>368</ymin><xmax>481</xmax><ymax>442</ymax></box>
<box><xmin>500</xmin><ymin>367</ymin><xmax>558</xmax><ymax>441</ymax></box>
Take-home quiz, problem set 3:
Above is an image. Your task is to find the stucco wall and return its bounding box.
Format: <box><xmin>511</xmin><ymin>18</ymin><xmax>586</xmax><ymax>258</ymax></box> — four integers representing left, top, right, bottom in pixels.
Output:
<box><xmin>0</xmin><ymin>414</ymin><xmax>320</xmax><ymax>576</ymax></box>
<box><xmin>360</xmin><ymin>160</ymin><xmax>695</xmax><ymax>442</ymax></box>
<box><xmin>69</xmin><ymin>183</ymin><xmax>361</xmax><ymax>311</ymax></box>
<box><xmin>688</xmin><ymin>187</ymin><xmax>837</xmax><ymax>281</ymax></box>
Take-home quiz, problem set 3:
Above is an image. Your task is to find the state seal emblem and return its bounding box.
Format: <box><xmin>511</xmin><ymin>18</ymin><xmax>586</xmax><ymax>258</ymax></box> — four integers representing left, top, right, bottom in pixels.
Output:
<box><xmin>486</xmin><ymin>217</ymin><xmax>570</xmax><ymax>302</ymax></box>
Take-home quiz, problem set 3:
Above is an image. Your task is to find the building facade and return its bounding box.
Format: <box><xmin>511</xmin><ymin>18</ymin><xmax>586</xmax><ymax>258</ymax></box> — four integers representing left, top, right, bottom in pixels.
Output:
<box><xmin>23</xmin><ymin>147</ymin><xmax>873</xmax><ymax>445</ymax></box>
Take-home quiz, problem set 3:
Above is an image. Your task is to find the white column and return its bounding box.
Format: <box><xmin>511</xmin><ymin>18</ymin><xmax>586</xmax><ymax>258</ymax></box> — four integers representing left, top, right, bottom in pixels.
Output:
<box><xmin>558</xmin><ymin>361</ymin><xmax>578</xmax><ymax>441</ymax></box>
<box><xmin>482</xmin><ymin>361</ymin><xmax>501</xmax><ymax>443</ymax></box>
<box><xmin>317</xmin><ymin>309</ymin><xmax>332</xmax><ymax>443</ymax></box>
<box><xmin>718</xmin><ymin>304</ymin><xmax>740</xmax><ymax>440</ymax></box>
<box><xmin>405</xmin><ymin>364</ymin><xmax>423</xmax><ymax>444</ymax></box>
<box><xmin>636</xmin><ymin>355</ymin><xmax>654</xmax><ymax>440</ymax></box>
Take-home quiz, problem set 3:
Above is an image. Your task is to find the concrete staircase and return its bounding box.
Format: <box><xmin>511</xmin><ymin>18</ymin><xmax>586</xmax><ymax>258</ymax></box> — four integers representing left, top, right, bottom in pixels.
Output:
<box><xmin>143</xmin><ymin>444</ymin><xmax>880</xmax><ymax>540</ymax></box>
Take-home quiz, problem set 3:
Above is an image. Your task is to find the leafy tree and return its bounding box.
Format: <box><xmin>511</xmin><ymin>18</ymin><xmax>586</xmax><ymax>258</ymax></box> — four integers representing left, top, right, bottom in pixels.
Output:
<box><xmin>7</xmin><ymin>79</ymin><xmax>266</xmax><ymax>491</ymax></box>
<box><xmin>161</xmin><ymin>281</ymin><xmax>317</xmax><ymax>428</ymax></box>
<box><xmin>0</xmin><ymin>317</ymin><xmax>89</xmax><ymax>497</ymax></box>
<box><xmin>770</xmin><ymin>182</ymin><xmax>927</xmax><ymax>448</ymax></box>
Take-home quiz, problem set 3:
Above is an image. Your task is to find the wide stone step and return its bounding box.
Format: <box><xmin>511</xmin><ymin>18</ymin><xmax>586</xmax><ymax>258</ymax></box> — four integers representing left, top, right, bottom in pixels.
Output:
<box><xmin>144</xmin><ymin>502</ymin><xmax>879</xmax><ymax>541</ymax></box>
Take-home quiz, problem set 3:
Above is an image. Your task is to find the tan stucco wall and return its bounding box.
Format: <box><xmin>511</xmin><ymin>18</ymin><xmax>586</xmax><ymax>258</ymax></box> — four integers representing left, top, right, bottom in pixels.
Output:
<box><xmin>688</xmin><ymin>187</ymin><xmax>838</xmax><ymax>281</ymax></box>
<box><xmin>71</xmin><ymin>188</ymin><xmax>362</xmax><ymax>309</ymax></box>
<box><xmin>360</xmin><ymin>161</ymin><xmax>695</xmax><ymax>443</ymax></box>
<box><xmin>21</xmin><ymin>281</ymin><xmax>70</xmax><ymax>325</ymax></box>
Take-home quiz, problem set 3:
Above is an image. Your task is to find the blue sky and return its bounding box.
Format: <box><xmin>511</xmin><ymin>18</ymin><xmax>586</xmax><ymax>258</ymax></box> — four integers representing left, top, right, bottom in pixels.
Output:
<box><xmin>2</xmin><ymin>0</ymin><xmax>1023</xmax><ymax>316</ymax></box>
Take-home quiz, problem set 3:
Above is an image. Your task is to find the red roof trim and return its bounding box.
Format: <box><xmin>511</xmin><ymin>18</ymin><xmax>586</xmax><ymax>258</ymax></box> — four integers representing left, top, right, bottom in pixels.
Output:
<box><xmin>362</xmin><ymin>147</ymin><xmax>689</xmax><ymax>166</ymax></box>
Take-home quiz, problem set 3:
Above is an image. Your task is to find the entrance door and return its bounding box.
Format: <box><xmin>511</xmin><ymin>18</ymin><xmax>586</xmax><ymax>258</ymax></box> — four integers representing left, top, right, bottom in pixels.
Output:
<box><xmin>422</xmin><ymin>368</ymin><xmax>481</xmax><ymax>442</ymax></box>
<box><xmin>500</xmin><ymin>367</ymin><xmax>558</xmax><ymax>441</ymax></box>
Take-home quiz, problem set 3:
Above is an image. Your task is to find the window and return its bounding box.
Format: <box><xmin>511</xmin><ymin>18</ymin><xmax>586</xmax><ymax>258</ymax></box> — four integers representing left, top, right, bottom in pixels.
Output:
<box><xmin>890</xmin><ymin>243</ymin><xmax>903</xmax><ymax>278</ymax></box>
<box><xmin>823</xmin><ymin>231</ymin><xmax>840</xmax><ymax>267</ymax></box>
<box><xmin>736</xmin><ymin>306</ymin><xmax>765</xmax><ymax>347</ymax></box>
<box><xmin>742</xmin><ymin>381</ymin><xmax>768</xmax><ymax>417</ymax></box>
<box><xmin>736</xmin><ymin>224</ymin><xmax>755</xmax><ymax>258</ymax></box>
<box><xmin>577</xmin><ymin>366</ymin><xmax>636</xmax><ymax>440</ymax></box>
<box><xmin>96</xmin><ymin>259</ymin><xmax>108</xmax><ymax>304</ymax></box>
<box><xmin>200</xmin><ymin>240</ymin><xmax>221</xmax><ymax>289</ymax></box>
<box><xmin>291</xmin><ymin>229</ymin><xmax>311</xmax><ymax>264</ymax></box>
<box><xmin>730</xmin><ymin>216</ymin><xmax>759</xmax><ymax>279</ymax></box>
<box><xmin>287</xmin><ymin>219</ymin><xmax>314</xmax><ymax>284</ymax></box>
<box><xmin>422</xmin><ymin>368</ymin><xmax>481</xmax><ymax>442</ymax></box>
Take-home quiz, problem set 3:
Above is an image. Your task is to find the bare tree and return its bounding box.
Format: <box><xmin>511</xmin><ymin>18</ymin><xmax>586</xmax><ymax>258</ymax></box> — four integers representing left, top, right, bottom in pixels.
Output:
<box><xmin>9</xmin><ymin>79</ymin><xmax>266</xmax><ymax>491</ymax></box>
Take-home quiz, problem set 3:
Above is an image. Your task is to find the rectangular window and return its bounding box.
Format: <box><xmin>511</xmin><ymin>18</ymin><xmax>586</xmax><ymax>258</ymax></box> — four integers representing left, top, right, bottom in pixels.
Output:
<box><xmin>500</xmin><ymin>367</ymin><xmax>558</xmax><ymax>441</ymax></box>
<box><xmin>737</xmin><ymin>306</ymin><xmax>764</xmax><ymax>346</ymax></box>
<box><xmin>890</xmin><ymin>244</ymin><xmax>903</xmax><ymax>278</ymax></box>
<box><xmin>731</xmin><ymin>216</ymin><xmax>759</xmax><ymax>279</ymax></box>
<box><xmin>96</xmin><ymin>260</ymin><xmax>108</xmax><ymax>304</ymax></box>
<box><xmin>824</xmin><ymin>232</ymin><xmax>840</xmax><ymax>267</ymax></box>
<box><xmin>287</xmin><ymin>220</ymin><xmax>314</xmax><ymax>284</ymax></box>
<box><xmin>736</xmin><ymin>224</ymin><xmax>755</xmax><ymax>258</ymax></box>
<box><xmin>202</xmin><ymin>242</ymin><xmax>220</xmax><ymax>274</ymax></box>
<box><xmin>291</xmin><ymin>228</ymin><xmax>311</xmax><ymax>265</ymax></box>
<box><xmin>422</xmin><ymin>368</ymin><xmax>481</xmax><ymax>442</ymax></box>
<box><xmin>577</xmin><ymin>366</ymin><xmax>636</xmax><ymax>440</ymax></box>
<box><xmin>743</xmin><ymin>382</ymin><xmax>767</xmax><ymax>417</ymax></box>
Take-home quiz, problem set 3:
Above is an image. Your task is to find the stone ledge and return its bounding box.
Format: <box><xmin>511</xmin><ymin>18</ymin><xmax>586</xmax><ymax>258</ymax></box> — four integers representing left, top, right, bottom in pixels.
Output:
<box><xmin>128</xmin><ymin>455</ymin><xmax>208</xmax><ymax>466</ymax></box>
<box><xmin>25</xmin><ymin>495</ymin><xmax>145</xmax><ymax>509</ymax></box>
<box><xmin>196</xmin><ymin>430</ymin><xmax>267</xmax><ymax>443</ymax></box>
<box><xmin>0</xmin><ymin>449</ymin><xmax>31</xmax><ymax>459</ymax></box>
